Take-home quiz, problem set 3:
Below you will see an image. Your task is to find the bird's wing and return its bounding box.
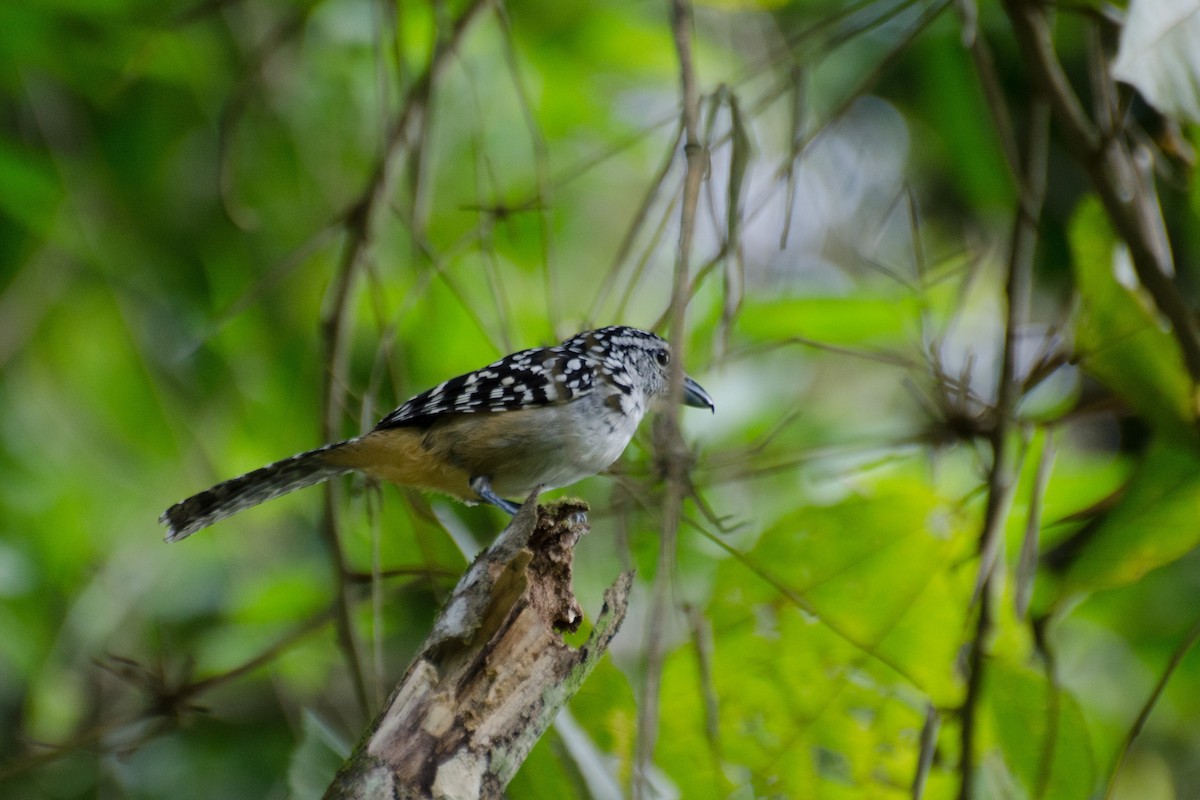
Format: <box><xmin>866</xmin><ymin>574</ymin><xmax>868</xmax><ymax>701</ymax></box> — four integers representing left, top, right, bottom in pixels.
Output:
<box><xmin>373</xmin><ymin>345</ymin><xmax>598</xmax><ymax>429</ymax></box>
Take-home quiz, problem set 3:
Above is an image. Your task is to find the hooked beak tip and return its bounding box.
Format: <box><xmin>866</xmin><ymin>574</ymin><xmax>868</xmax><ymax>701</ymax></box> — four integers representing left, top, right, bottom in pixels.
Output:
<box><xmin>683</xmin><ymin>375</ymin><xmax>715</xmax><ymax>413</ymax></box>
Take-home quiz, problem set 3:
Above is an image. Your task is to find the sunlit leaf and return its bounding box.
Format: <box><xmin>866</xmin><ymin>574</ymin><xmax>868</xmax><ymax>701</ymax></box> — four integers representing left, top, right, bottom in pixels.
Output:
<box><xmin>658</xmin><ymin>600</ymin><xmax>935</xmax><ymax>797</ymax></box>
<box><xmin>739</xmin><ymin>295</ymin><xmax>921</xmax><ymax>349</ymax></box>
<box><xmin>745</xmin><ymin>481</ymin><xmax>973</xmax><ymax>703</ymax></box>
<box><xmin>653</xmin><ymin>479</ymin><xmax>975</xmax><ymax>795</ymax></box>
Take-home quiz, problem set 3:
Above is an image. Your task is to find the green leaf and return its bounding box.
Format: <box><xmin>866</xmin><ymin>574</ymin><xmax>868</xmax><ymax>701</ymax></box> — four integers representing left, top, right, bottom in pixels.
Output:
<box><xmin>653</xmin><ymin>479</ymin><xmax>973</xmax><ymax>795</ymax></box>
<box><xmin>744</xmin><ymin>481</ymin><xmax>973</xmax><ymax>704</ymax></box>
<box><xmin>1064</xmin><ymin>437</ymin><xmax>1200</xmax><ymax>592</ymax></box>
<box><xmin>657</xmin><ymin>602</ymin><xmax>933</xmax><ymax>798</ymax></box>
<box><xmin>984</xmin><ymin>659</ymin><xmax>1097</xmax><ymax>800</ymax></box>
<box><xmin>507</xmin><ymin>726</ymin><xmax>590</xmax><ymax>800</ymax></box>
<box><xmin>565</xmin><ymin>657</ymin><xmax>636</xmax><ymax>771</ymax></box>
<box><xmin>229</xmin><ymin>564</ymin><xmax>329</xmax><ymax>624</ymax></box>
<box><xmin>0</xmin><ymin>138</ymin><xmax>61</xmax><ymax>236</ymax></box>
<box><xmin>739</xmin><ymin>295</ymin><xmax>921</xmax><ymax>349</ymax></box>
<box><xmin>1069</xmin><ymin>198</ymin><xmax>1196</xmax><ymax>439</ymax></box>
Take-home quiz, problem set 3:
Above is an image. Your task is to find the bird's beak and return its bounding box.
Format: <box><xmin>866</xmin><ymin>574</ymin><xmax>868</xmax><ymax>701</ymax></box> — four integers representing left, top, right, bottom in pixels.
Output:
<box><xmin>682</xmin><ymin>375</ymin><xmax>715</xmax><ymax>413</ymax></box>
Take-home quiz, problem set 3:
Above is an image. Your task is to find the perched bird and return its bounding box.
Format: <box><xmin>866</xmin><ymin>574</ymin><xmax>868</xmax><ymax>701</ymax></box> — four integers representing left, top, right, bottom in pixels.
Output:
<box><xmin>161</xmin><ymin>326</ymin><xmax>714</xmax><ymax>541</ymax></box>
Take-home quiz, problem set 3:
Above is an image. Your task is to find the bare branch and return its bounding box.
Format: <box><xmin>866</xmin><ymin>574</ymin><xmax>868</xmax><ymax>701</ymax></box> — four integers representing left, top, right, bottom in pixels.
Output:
<box><xmin>958</xmin><ymin>71</ymin><xmax>1051</xmax><ymax>800</ymax></box>
<box><xmin>634</xmin><ymin>1</ymin><xmax>707</xmax><ymax>796</ymax></box>
<box><xmin>317</xmin><ymin>0</ymin><xmax>496</xmax><ymax>721</ymax></box>
<box><xmin>1002</xmin><ymin>0</ymin><xmax>1200</xmax><ymax>383</ymax></box>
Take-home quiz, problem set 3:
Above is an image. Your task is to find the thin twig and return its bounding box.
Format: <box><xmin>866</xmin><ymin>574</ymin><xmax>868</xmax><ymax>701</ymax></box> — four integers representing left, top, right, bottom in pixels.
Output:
<box><xmin>318</xmin><ymin>0</ymin><xmax>494</xmax><ymax>721</ymax></box>
<box><xmin>1015</xmin><ymin>432</ymin><xmax>1055</xmax><ymax>618</ymax></box>
<box><xmin>458</xmin><ymin>52</ymin><xmax>514</xmax><ymax>351</ymax></box>
<box><xmin>492</xmin><ymin>1</ymin><xmax>559</xmax><ymax>336</ymax></box>
<box><xmin>972</xmin><ymin>90</ymin><xmax>1051</xmax><ymax>603</ymax></box>
<box><xmin>615</xmin><ymin>185</ymin><xmax>684</xmax><ymax>322</ymax></box>
<box><xmin>634</xmin><ymin>1</ymin><xmax>705</xmax><ymax>796</ymax></box>
<box><xmin>686</xmin><ymin>604</ymin><xmax>729</xmax><ymax>794</ymax></box>
<box><xmin>681</xmin><ymin>515</ymin><xmax>932</xmax><ymax>690</ymax></box>
<box><xmin>957</xmin><ymin>71</ymin><xmax>1051</xmax><ymax>799</ymax></box>
<box><xmin>1105</xmin><ymin>613</ymin><xmax>1200</xmax><ymax>799</ymax></box>
<box><xmin>763</xmin><ymin>0</ymin><xmax>954</xmax><ymax>187</ymax></box>
<box><xmin>957</xmin><ymin>582</ymin><xmax>992</xmax><ymax>800</ymax></box>
<box><xmin>185</xmin><ymin>609</ymin><xmax>337</xmax><ymax>696</ymax></box>
<box><xmin>954</xmin><ymin>0</ymin><xmax>1020</xmax><ymax>183</ymax></box>
<box><xmin>216</xmin><ymin>9</ymin><xmax>310</xmax><ymax>231</ymax></box>
<box><xmin>588</xmin><ymin>122</ymin><xmax>685</xmax><ymax>323</ymax></box>
<box><xmin>1001</xmin><ymin>0</ymin><xmax>1200</xmax><ymax>383</ymax></box>
<box><xmin>0</xmin><ymin>608</ymin><xmax>336</xmax><ymax>781</ymax></box>
<box><xmin>913</xmin><ymin>703</ymin><xmax>940</xmax><ymax>799</ymax></box>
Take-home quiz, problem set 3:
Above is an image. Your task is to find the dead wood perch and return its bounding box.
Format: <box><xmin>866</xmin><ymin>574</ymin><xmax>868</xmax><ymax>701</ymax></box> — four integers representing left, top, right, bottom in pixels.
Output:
<box><xmin>323</xmin><ymin>493</ymin><xmax>634</xmax><ymax>800</ymax></box>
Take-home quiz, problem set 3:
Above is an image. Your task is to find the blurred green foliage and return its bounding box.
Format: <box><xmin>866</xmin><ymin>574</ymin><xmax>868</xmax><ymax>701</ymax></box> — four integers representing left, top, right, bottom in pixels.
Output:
<box><xmin>3</xmin><ymin>0</ymin><xmax>1200</xmax><ymax>798</ymax></box>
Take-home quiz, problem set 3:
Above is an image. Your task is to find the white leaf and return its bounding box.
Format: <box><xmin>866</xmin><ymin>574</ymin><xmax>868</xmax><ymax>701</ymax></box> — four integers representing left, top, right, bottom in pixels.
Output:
<box><xmin>1112</xmin><ymin>0</ymin><xmax>1200</xmax><ymax>124</ymax></box>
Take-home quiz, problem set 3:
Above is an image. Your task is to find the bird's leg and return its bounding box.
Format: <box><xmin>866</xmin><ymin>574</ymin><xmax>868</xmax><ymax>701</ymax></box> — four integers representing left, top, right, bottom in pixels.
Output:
<box><xmin>470</xmin><ymin>475</ymin><xmax>521</xmax><ymax>515</ymax></box>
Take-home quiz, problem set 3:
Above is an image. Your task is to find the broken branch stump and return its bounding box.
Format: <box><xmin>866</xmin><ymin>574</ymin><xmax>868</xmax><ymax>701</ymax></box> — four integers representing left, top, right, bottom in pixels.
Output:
<box><xmin>323</xmin><ymin>496</ymin><xmax>634</xmax><ymax>800</ymax></box>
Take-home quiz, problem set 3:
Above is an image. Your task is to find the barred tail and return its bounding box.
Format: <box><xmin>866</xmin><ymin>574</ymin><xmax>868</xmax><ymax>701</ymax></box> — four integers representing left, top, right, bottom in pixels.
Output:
<box><xmin>160</xmin><ymin>442</ymin><xmax>355</xmax><ymax>542</ymax></box>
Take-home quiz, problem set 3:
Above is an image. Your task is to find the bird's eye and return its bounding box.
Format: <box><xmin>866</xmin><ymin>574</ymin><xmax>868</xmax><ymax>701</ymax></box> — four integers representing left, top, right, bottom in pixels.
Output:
<box><xmin>655</xmin><ymin>349</ymin><xmax>670</xmax><ymax>366</ymax></box>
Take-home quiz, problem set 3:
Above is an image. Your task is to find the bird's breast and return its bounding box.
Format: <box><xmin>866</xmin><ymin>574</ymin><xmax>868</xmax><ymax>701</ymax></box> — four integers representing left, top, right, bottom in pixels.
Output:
<box><xmin>482</xmin><ymin>393</ymin><xmax>645</xmax><ymax>496</ymax></box>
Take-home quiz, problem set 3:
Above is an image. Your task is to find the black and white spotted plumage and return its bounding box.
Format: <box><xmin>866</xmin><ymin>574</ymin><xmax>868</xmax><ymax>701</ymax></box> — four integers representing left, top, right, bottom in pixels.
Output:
<box><xmin>160</xmin><ymin>444</ymin><xmax>353</xmax><ymax>540</ymax></box>
<box><xmin>161</xmin><ymin>326</ymin><xmax>713</xmax><ymax>541</ymax></box>
<box><xmin>375</xmin><ymin>326</ymin><xmax>669</xmax><ymax>429</ymax></box>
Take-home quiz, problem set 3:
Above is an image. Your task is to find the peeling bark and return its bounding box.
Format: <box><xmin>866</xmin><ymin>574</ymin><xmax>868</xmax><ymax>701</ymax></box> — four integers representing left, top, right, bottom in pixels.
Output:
<box><xmin>323</xmin><ymin>495</ymin><xmax>633</xmax><ymax>800</ymax></box>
